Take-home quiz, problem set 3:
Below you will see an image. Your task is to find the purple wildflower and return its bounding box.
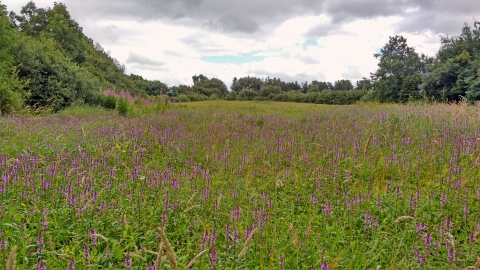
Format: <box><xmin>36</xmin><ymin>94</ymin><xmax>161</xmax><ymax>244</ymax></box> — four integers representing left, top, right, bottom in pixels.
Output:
<box><xmin>279</xmin><ymin>254</ymin><xmax>284</xmax><ymax>269</ymax></box>
<box><xmin>83</xmin><ymin>243</ymin><xmax>90</xmax><ymax>262</ymax></box>
<box><xmin>412</xmin><ymin>248</ymin><xmax>426</xmax><ymax>267</ymax></box>
<box><xmin>321</xmin><ymin>260</ymin><xmax>329</xmax><ymax>270</ymax></box>
<box><xmin>447</xmin><ymin>247</ymin><xmax>455</xmax><ymax>263</ymax></box>
<box><xmin>210</xmin><ymin>246</ymin><xmax>217</xmax><ymax>270</ymax></box>
<box><xmin>90</xmin><ymin>228</ymin><xmax>97</xmax><ymax>246</ymax></box>
<box><xmin>125</xmin><ymin>253</ymin><xmax>132</xmax><ymax>269</ymax></box>
<box><xmin>36</xmin><ymin>260</ymin><xmax>46</xmax><ymax>270</ymax></box>
<box><xmin>67</xmin><ymin>259</ymin><xmax>75</xmax><ymax>270</ymax></box>
<box><xmin>424</xmin><ymin>233</ymin><xmax>432</xmax><ymax>250</ymax></box>
<box><xmin>322</xmin><ymin>202</ymin><xmax>332</xmax><ymax>215</ymax></box>
<box><xmin>445</xmin><ymin>217</ymin><xmax>452</xmax><ymax>230</ymax></box>
<box><xmin>416</xmin><ymin>222</ymin><xmax>426</xmax><ymax>233</ymax></box>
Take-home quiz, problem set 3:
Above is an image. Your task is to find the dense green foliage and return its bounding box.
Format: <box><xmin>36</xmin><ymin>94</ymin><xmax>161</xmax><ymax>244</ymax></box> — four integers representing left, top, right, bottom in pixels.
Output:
<box><xmin>0</xmin><ymin>1</ymin><xmax>168</xmax><ymax>114</ymax></box>
<box><xmin>368</xmin><ymin>22</ymin><xmax>480</xmax><ymax>103</ymax></box>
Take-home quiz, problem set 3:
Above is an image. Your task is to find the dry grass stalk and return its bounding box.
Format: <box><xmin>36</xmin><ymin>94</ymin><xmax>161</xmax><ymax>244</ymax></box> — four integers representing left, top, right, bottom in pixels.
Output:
<box><xmin>289</xmin><ymin>223</ymin><xmax>298</xmax><ymax>249</ymax></box>
<box><xmin>186</xmin><ymin>192</ymin><xmax>197</xmax><ymax>207</ymax></box>
<box><xmin>394</xmin><ymin>216</ymin><xmax>414</xmax><ymax>223</ymax></box>
<box><xmin>183</xmin><ymin>205</ymin><xmax>201</xmax><ymax>213</ymax></box>
<box><xmin>7</xmin><ymin>246</ymin><xmax>18</xmax><ymax>270</ymax></box>
<box><xmin>364</xmin><ymin>133</ymin><xmax>373</xmax><ymax>156</ymax></box>
<box><xmin>155</xmin><ymin>241</ymin><xmax>164</xmax><ymax>270</ymax></box>
<box><xmin>91</xmin><ymin>233</ymin><xmax>108</xmax><ymax>242</ymax></box>
<box><xmin>477</xmin><ymin>138</ymin><xmax>480</xmax><ymax>159</ymax></box>
<box><xmin>238</xmin><ymin>228</ymin><xmax>258</xmax><ymax>259</ymax></box>
<box><xmin>275</xmin><ymin>179</ymin><xmax>283</xmax><ymax>188</ymax></box>
<box><xmin>474</xmin><ymin>231</ymin><xmax>480</xmax><ymax>239</ymax></box>
<box><xmin>376</xmin><ymin>265</ymin><xmax>381</xmax><ymax>270</ymax></box>
<box><xmin>445</xmin><ymin>232</ymin><xmax>455</xmax><ymax>247</ymax></box>
<box><xmin>156</xmin><ymin>227</ymin><xmax>178</xmax><ymax>270</ymax></box>
<box><xmin>186</xmin><ymin>249</ymin><xmax>209</xmax><ymax>269</ymax></box>
<box><xmin>476</xmin><ymin>257</ymin><xmax>480</xmax><ymax>268</ymax></box>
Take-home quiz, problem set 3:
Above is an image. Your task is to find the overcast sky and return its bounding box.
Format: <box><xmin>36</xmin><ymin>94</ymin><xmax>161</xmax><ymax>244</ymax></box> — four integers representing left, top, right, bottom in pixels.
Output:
<box><xmin>3</xmin><ymin>0</ymin><xmax>479</xmax><ymax>88</ymax></box>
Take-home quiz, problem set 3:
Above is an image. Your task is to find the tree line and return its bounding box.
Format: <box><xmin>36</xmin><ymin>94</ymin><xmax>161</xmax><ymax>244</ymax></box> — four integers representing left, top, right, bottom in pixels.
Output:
<box><xmin>1</xmin><ymin>1</ymin><xmax>479</xmax><ymax>114</ymax></box>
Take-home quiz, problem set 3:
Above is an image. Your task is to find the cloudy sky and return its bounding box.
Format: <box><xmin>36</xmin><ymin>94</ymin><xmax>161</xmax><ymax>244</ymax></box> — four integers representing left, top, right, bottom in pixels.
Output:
<box><xmin>3</xmin><ymin>0</ymin><xmax>479</xmax><ymax>88</ymax></box>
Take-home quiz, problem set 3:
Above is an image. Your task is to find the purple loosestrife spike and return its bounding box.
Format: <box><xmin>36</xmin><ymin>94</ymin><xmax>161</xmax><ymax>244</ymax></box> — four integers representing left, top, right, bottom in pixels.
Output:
<box><xmin>322</xmin><ymin>202</ymin><xmax>332</xmax><ymax>215</ymax></box>
<box><xmin>424</xmin><ymin>233</ymin><xmax>432</xmax><ymax>250</ymax></box>
<box><xmin>412</xmin><ymin>248</ymin><xmax>426</xmax><ymax>267</ymax></box>
<box><xmin>464</xmin><ymin>203</ymin><xmax>470</xmax><ymax>216</ymax></box>
<box><xmin>67</xmin><ymin>258</ymin><xmax>75</xmax><ymax>270</ymax></box>
<box><xmin>279</xmin><ymin>254</ymin><xmax>284</xmax><ymax>269</ymax></box>
<box><xmin>125</xmin><ymin>253</ymin><xmax>132</xmax><ymax>269</ymax></box>
<box><xmin>90</xmin><ymin>229</ymin><xmax>97</xmax><ymax>246</ymax></box>
<box><xmin>146</xmin><ymin>262</ymin><xmax>154</xmax><ymax>270</ymax></box>
<box><xmin>416</xmin><ymin>222</ymin><xmax>426</xmax><ymax>232</ymax></box>
<box><xmin>201</xmin><ymin>230</ymin><xmax>209</xmax><ymax>248</ymax></box>
<box><xmin>83</xmin><ymin>244</ymin><xmax>90</xmax><ymax>262</ymax></box>
<box><xmin>321</xmin><ymin>261</ymin><xmax>329</xmax><ymax>270</ymax></box>
<box><xmin>210</xmin><ymin>247</ymin><xmax>217</xmax><ymax>270</ymax></box>
<box><xmin>36</xmin><ymin>260</ymin><xmax>46</xmax><ymax>270</ymax></box>
<box><xmin>445</xmin><ymin>217</ymin><xmax>452</xmax><ymax>230</ymax></box>
<box><xmin>447</xmin><ymin>247</ymin><xmax>455</xmax><ymax>263</ymax></box>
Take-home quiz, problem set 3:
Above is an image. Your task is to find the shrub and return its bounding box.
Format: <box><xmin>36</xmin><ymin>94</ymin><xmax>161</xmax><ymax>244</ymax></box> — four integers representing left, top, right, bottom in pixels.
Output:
<box><xmin>117</xmin><ymin>98</ymin><xmax>129</xmax><ymax>116</ymax></box>
<box><xmin>97</xmin><ymin>94</ymin><xmax>116</xmax><ymax>110</ymax></box>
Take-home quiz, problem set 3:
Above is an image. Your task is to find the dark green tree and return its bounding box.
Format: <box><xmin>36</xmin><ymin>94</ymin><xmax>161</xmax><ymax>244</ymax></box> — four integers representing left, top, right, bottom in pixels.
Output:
<box><xmin>355</xmin><ymin>78</ymin><xmax>372</xmax><ymax>90</ymax></box>
<box><xmin>371</xmin><ymin>36</ymin><xmax>426</xmax><ymax>102</ymax></box>
<box><xmin>192</xmin><ymin>74</ymin><xmax>228</xmax><ymax>97</ymax></box>
<box><xmin>333</xmin><ymin>79</ymin><xmax>354</xmax><ymax>90</ymax></box>
<box><xmin>0</xmin><ymin>2</ymin><xmax>23</xmax><ymax>114</ymax></box>
<box><xmin>420</xmin><ymin>22</ymin><xmax>480</xmax><ymax>102</ymax></box>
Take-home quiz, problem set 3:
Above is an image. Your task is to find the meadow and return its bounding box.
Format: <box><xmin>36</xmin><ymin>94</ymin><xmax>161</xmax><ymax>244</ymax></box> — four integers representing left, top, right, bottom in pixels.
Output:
<box><xmin>1</xmin><ymin>100</ymin><xmax>480</xmax><ymax>269</ymax></box>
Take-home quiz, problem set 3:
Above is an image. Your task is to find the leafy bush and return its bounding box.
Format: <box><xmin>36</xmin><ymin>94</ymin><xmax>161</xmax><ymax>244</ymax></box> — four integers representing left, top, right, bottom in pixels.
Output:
<box><xmin>238</xmin><ymin>89</ymin><xmax>259</xmax><ymax>100</ymax></box>
<box><xmin>97</xmin><ymin>94</ymin><xmax>116</xmax><ymax>110</ymax></box>
<box><xmin>117</xmin><ymin>98</ymin><xmax>129</xmax><ymax>116</ymax></box>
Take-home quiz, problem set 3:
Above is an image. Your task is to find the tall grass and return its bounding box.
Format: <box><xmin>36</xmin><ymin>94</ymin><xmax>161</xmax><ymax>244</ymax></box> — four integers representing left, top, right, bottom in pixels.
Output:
<box><xmin>1</xmin><ymin>101</ymin><xmax>480</xmax><ymax>269</ymax></box>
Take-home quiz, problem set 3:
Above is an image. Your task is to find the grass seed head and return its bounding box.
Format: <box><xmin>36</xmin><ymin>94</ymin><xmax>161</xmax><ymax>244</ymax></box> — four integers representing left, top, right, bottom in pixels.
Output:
<box><xmin>394</xmin><ymin>216</ymin><xmax>414</xmax><ymax>223</ymax></box>
<box><xmin>157</xmin><ymin>227</ymin><xmax>178</xmax><ymax>270</ymax></box>
<box><xmin>7</xmin><ymin>246</ymin><xmax>18</xmax><ymax>270</ymax></box>
<box><xmin>289</xmin><ymin>223</ymin><xmax>299</xmax><ymax>249</ymax></box>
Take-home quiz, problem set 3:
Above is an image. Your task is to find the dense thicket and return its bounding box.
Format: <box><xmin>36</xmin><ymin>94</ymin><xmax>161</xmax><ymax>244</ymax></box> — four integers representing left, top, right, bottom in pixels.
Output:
<box><xmin>367</xmin><ymin>22</ymin><xmax>480</xmax><ymax>103</ymax></box>
<box><xmin>0</xmin><ymin>1</ymin><xmax>167</xmax><ymax>113</ymax></box>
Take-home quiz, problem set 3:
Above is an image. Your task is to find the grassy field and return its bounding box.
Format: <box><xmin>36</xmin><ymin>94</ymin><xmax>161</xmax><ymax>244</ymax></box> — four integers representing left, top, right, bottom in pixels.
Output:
<box><xmin>1</xmin><ymin>100</ymin><xmax>480</xmax><ymax>269</ymax></box>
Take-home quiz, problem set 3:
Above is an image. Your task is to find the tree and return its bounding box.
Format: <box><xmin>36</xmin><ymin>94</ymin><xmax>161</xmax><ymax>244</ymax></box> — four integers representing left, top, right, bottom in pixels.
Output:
<box><xmin>192</xmin><ymin>74</ymin><xmax>228</xmax><ymax>97</ymax></box>
<box><xmin>231</xmin><ymin>76</ymin><xmax>263</xmax><ymax>93</ymax></box>
<box><xmin>355</xmin><ymin>78</ymin><xmax>372</xmax><ymax>90</ymax></box>
<box><xmin>333</xmin><ymin>79</ymin><xmax>353</xmax><ymax>90</ymax></box>
<box><xmin>420</xmin><ymin>22</ymin><xmax>480</xmax><ymax>102</ymax></box>
<box><xmin>260</xmin><ymin>84</ymin><xmax>281</xmax><ymax>97</ymax></box>
<box><xmin>0</xmin><ymin>4</ymin><xmax>23</xmax><ymax>114</ymax></box>
<box><xmin>371</xmin><ymin>36</ymin><xmax>426</xmax><ymax>102</ymax></box>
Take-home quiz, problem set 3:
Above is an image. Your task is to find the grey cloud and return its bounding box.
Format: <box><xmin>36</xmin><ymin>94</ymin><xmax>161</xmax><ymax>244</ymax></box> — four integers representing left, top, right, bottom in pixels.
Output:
<box><xmin>298</xmin><ymin>55</ymin><xmax>320</xmax><ymax>65</ymax></box>
<box><xmin>126</xmin><ymin>52</ymin><xmax>166</xmax><ymax>71</ymax></box>
<box><xmin>204</xmin><ymin>15</ymin><xmax>260</xmax><ymax>34</ymax></box>
<box><xmin>305</xmin><ymin>23</ymin><xmax>347</xmax><ymax>38</ymax></box>
<box><xmin>179</xmin><ymin>34</ymin><xmax>240</xmax><ymax>54</ymax></box>
<box><xmin>325</xmin><ymin>0</ymin><xmax>415</xmax><ymax>23</ymax></box>
<box><xmin>323</xmin><ymin>0</ymin><xmax>478</xmax><ymax>35</ymax></box>
<box><xmin>396</xmin><ymin>12</ymin><xmax>477</xmax><ymax>35</ymax></box>
<box><xmin>341</xmin><ymin>66</ymin><xmax>362</xmax><ymax>80</ymax></box>
<box><xmin>64</xmin><ymin>0</ymin><xmax>323</xmax><ymax>34</ymax></box>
